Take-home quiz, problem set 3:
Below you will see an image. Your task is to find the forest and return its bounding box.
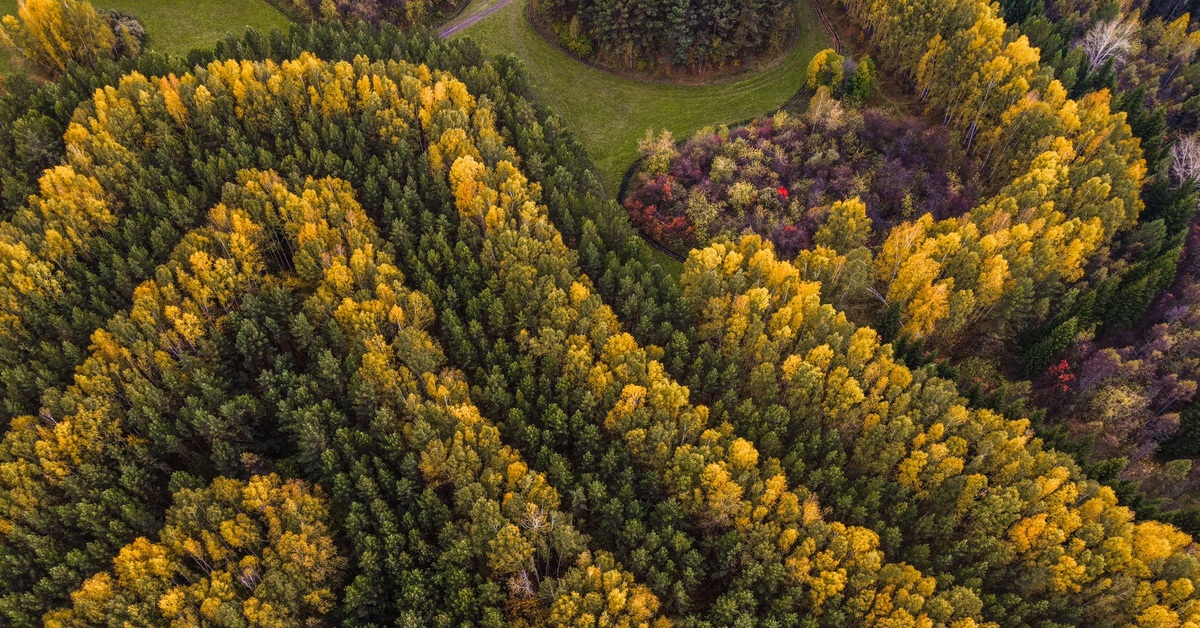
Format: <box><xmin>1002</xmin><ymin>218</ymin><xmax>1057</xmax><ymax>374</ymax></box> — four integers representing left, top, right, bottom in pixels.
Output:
<box><xmin>0</xmin><ymin>0</ymin><xmax>1198</xmax><ymax>626</ymax></box>
<box><xmin>531</xmin><ymin>0</ymin><xmax>794</xmax><ymax>72</ymax></box>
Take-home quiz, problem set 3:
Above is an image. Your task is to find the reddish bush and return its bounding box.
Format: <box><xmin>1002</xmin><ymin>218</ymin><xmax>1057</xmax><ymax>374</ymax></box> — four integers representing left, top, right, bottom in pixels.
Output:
<box><xmin>623</xmin><ymin>107</ymin><xmax>981</xmax><ymax>256</ymax></box>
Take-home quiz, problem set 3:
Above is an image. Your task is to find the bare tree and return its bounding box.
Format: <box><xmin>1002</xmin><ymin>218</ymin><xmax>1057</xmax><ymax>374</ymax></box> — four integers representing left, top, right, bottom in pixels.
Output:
<box><xmin>1172</xmin><ymin>135</ymin><xmax>1200</xmax><ymax>184</ymax></box>
<box><xmin>1079</xmin><ymin>18</ymin><xmax>1138</xmax><ymax>72</ymax></box>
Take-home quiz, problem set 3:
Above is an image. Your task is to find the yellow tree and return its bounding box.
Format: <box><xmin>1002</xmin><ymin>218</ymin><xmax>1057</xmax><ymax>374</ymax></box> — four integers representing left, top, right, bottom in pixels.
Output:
<box><xmin>44</xmin><ymin>474</ymin><xmax>345</xmax><ymax>627</ymax></box>
<box><xmin>794</xmin><ymin>198</ymin><xmax>876</xmax><ymax>309</ymax></box>
<box><xmin>432</xmin><ymin>77</ymin><xmax>990</xmax><ymax>625</ymax></box>
<box><xmin>550</xmin><ymin>552</ymin><xmax>669</xmax><ymax>628</ymax></box>
<box><xmin>678</xmin><ymin>235</ymin><xmax>1200</xmax><ymax>626</ymax></box>
<box><xmin>806</xmin><ymin>48</ymin><xmax>846</xmax><ymax>91</ymax></box>
<box><xmin>0</xmin><ymin>0</ymin><xmax>115</xmax><ymax>76</ymax></box>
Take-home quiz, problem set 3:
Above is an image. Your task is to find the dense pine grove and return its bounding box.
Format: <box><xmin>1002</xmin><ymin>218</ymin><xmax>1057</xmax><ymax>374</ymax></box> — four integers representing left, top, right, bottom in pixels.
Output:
<box><xmin>276</xmin><ymin>0</ymin><xmax>464</xmax><ymax>27</ymax></box>
<box><xmin>0</xmin><ymin>0</ymin><xmax>1199</xmax><ymax>625</ymax></box>
<box><xmin>531</xmin><ymin>0</ymin><xmax>793</xmax><ymax>71</ymax></box>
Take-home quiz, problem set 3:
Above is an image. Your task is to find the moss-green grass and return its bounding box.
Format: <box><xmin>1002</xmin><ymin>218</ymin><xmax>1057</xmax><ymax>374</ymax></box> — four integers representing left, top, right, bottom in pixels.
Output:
<box><xmin>0</xmin><ymin>0</ymin><xmax>291</xmax><ymax>74</ymax></box>
<box><xmin>454</xmin><ymin>0</ymin><xmax>832</xmax><ymax>194</ymax></box>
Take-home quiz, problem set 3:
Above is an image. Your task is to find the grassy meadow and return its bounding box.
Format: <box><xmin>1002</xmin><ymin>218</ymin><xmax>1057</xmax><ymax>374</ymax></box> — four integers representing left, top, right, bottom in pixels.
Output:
<box><xmin>453</xmin><ymin>0</ymin><xmax>833</xmax><ymax>195</ymax></box>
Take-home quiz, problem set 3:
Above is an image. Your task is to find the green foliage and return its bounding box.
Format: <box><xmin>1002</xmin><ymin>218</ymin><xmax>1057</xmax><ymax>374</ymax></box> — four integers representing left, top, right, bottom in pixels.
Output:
<box><xmin>278</xmin><ymin>0</ymin><xmax>461</xmax><ymax>27</ymax></box>
<box><xmin>806</xmin><ymin>48</ymin><xmax>844</xmax><ymax>91</ymax></box>
<box><xmin>0</xmin><ymin>23</ymin><xmax>690</xmax><ymax>625</ymax></box>
<box><xmin>0</xmin><ymin>4</ymin><xmax>1198</xmax><ymax>628</ymax></box>
<box><xmin>1024</xmin><ymin>317</ymin><xmax>1079</xmax><ymax>374</ymax></box>
<box><xmin>452</xmin><ymin>0</ymin><xmax>833</xmax><ymax>191</ymax></box>
<box><xmin>846</xmin><ymin>56</ymin><xmax>876</xmax><ymax>104</ymax></box>
<box><xmin>534</xmin><ymin>0</ymin><xmax>792</xmax><ymax>70</ymax></box>
<box><xmin>670</xmin><ymin>235</ymin><xmax>1200</xmax><ymax>626</ymax></box>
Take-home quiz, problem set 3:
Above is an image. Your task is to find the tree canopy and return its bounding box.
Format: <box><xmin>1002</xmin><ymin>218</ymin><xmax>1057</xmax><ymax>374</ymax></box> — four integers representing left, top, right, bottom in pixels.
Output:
<box><xmin>0</xmin><ymin>2</ymin><xmax>1199</xmax><ymax>627</ymax></box>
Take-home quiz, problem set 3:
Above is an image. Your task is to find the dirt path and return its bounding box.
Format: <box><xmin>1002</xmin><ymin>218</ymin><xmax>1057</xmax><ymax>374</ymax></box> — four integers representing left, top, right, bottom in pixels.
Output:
<box><xmin>439</xmin><ymin>0</ymin><xmax>515</xmax><ymax>38</ymax></box>
<box><xmin>809</xmin><ymin>0</ymin><xmax>843</xmax><ymax>53</ymax></box>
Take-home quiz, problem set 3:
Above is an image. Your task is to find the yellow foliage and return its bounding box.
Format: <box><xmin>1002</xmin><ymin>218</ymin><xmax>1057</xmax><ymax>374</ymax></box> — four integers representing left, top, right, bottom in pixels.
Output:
<box><xmin>0</xmin><ymin>0</ymin><xmax>114</xmax><ymax>76</ymax></box>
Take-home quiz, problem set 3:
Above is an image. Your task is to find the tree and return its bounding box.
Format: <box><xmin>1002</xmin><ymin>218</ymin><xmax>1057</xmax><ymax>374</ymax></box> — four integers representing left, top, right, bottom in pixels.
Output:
<box><xmin>847</xmin><ymin>56</ymin><xmax>877</xmax><ymax>104</ymax></box>
<box><xmin>550</xmin><ymin>552</ymin><xmax>668</xmax><ymax>628</ymax></box>
<box><xmin>1172</xmin><ymin>135</ymin><xmax>1200</xmax><ymax>184</ymax></box>
<box><xmin>439</xmin><ymin>115</ymin><xmax>985</xmax><ymax>622</ymax></box>
<box><xmin>0</xmin><ymin>25</ymin><xmax>681</xmax><ymax>626</ymax></box>
<box><xmin>674</xmin><ymin>235</ymin><xmax>1200</xmax><ymax>626</ymax></box>
<box><xmin>44</xmin><ymin>475</ymin><xmax>345</xmax><ymax>627</ymax></box>
<box><xmin>815</xmin><ymin>198</ymin><xmax>872</xmax><ymax>253</ymax></box>
<box><xmin>1078</xmin><ymin>18</ymin><xmax>1138</xmax><ymax>72</ymax></box>
<box><xmin>807</xmin><ymin>48</ymin><xmax>846</xmax><ymax>92</ymax></box>
<box><xmin>0</xmin><ymin>0</ymin><xmax>115</xmax><ymax>76</ymax></box>
<box><xmin>532</xmin><ymin>0</ymin><xmax>792</xmax><ymax>71</ymax></box>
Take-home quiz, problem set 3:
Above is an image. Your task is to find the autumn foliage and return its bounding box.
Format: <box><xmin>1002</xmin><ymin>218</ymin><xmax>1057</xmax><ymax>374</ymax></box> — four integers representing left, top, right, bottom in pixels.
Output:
<box><xmin>0</xmin><ymin>0</ymin><xmax>115</xmax><ymax>76</ymax></box>
<box><xmin>0</xmin><ymin>8</ymin><xmax>1197</xmax><ymax>628</ymax></box>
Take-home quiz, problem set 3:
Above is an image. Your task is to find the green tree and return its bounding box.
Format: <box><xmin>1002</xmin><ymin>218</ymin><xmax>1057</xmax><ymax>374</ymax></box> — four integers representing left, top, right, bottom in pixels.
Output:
<box><xmin>806</xmin><ymin>48</ymin><xmax>846</xmax><ymax>92</ymax></box>
<box><xmin>847</xmin><ymin>57</ymin><xmax>876</xmax><ymax>104</ymax></box>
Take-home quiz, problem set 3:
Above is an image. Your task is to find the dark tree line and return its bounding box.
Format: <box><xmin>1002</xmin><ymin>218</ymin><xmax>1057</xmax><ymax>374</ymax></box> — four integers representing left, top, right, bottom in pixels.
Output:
<box><xmin>532</xmin><ymin>0</ymin><xmax>793</xmax><ymax>71</ymax></box>
<box><xmin>275</xmin><ymin>0</ymin><xmax>464</xmax><ymax>27</ymax></box>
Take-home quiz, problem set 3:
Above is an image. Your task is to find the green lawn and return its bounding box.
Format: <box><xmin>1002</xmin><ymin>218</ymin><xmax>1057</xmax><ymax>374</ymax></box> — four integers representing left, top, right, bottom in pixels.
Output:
<box><xmin>454</xmin><ymin>0</ymin><xmax>832</xmax><ymax>194</ymax></box>
<box><xmin>0</xmin><ymin>0</ymin><xmax>291</xmax><ymax>73</ymax></box>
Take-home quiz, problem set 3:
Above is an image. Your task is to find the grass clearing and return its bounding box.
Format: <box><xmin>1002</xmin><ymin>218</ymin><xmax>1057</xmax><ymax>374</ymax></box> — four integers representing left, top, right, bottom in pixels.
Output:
<box><xmin>454</xmin><ymin>0</ymin><xmax>832</xmax><ymax>194</ymax></box>
<box><xmin>0</xmin><ymin>0</ymin><xmax>291</xmax><ymax>73</ymax></box>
